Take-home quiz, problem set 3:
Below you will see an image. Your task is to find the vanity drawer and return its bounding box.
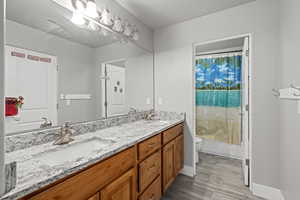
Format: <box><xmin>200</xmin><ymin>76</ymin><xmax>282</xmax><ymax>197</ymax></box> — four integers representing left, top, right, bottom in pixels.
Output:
<box><xmin>138</xmin><ymin>134</ymin><xmax>161</xmax><ymax>161</ymax></box>
<box><xmin>139</xmin><ymin>151</ymin><xmax>161</xmax><ymax>192</ymax></box>
<box><xmin>163</xmin><ymin>123</ymin><xmax>183</xmax><ymax>145</ymax></box>
<box><xmin>26</xmin><ymin>148</ymin><xmax>135</xmax><ymax>200</ymax></box>
<box><xmin>139</xmin><ymin>176</ymin><xmax>161</xmax><ymax>200</ymax></box>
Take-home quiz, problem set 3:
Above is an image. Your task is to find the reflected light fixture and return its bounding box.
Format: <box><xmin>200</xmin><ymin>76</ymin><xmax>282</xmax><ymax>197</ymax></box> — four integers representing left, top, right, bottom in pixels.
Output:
<box><xmin>75</xmin><ymin>0</ymin><xmax>85</xmax><ymax>12</ymax></box>
<box><xmin>100</xmin><ymin>9</ymin><xmax>113</xmax><ymax>26</ymax></box>
<box><xmin>71</xmin><ymin>12</ymin><xmax>85</xmax><ymax>25</ymax></box>
<box><xmin>70</xmin><ymin>0</ymin><xmax>139</xmax><ymax>41</ymax></box>
<box><xmin>86</xmin><ymin>0</ymin><xmax>99</xmax><ymax>18</ymax></box>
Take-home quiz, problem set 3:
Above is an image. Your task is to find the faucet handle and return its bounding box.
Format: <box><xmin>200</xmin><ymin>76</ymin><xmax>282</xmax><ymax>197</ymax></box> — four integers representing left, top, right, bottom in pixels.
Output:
<box><xmin>63</xmin><ymin>121</ymin><xmax>72</xmax><ymax>128</ymax></box>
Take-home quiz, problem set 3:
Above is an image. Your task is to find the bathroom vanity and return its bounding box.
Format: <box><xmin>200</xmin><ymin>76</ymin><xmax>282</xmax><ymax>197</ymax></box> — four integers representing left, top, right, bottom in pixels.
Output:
<box><xmin>2</xmin><ymin>117</ymin><xmax>184</xmax><ymax>200</ymax></box>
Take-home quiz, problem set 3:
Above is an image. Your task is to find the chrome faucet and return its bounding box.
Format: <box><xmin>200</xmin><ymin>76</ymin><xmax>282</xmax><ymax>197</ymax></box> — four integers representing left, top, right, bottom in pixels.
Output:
<box><xmin>145</xmin><ymin>113</ymin><xmax>156</xmax><ymax>120</ymax></box>
<box><xmin>40</xmin><ymin>117</ymin><xmax>52</xmax><ymax>128</ymax></box>
<box><xmin>53</xmin><ymin>122</ymin><xmax>75</xmax><ymax>145</ymax></box>
<box><xmin>128</xmin><ymin>107</ymin><xmax>137</xmax><ymax>114</ymax></box>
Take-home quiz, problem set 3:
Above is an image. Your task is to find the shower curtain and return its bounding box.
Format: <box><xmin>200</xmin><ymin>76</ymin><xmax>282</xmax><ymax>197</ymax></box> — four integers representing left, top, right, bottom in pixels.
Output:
<box><xmin>195</xmin><ymin>52</ymin><xmax>242</xmax><ymax>145</ymax></box>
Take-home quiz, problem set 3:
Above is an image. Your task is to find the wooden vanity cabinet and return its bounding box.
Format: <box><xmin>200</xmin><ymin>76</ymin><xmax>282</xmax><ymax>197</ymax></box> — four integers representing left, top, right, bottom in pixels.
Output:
<box><xmin>162</xmin><ymin>124</ymin><xmax>184</xmax><ymax>192</ymax></box>
<box><xmin>162</xmin><ymin>141</ymin><xmax>175</xmax><ymax>192</ymax></box>
<box><xmin>25</xmin><ymin>148</ymin><xmax>135</xmax><ymax>200</ymax></box>
<box><xmin>100</xmin><ymin>169</ymin><xmax>136</xmax><ymax>200</ymax></box>
<box><xmin>21</xmin><ymin>123</ymin><xmax>184</xmax><ymax>200</ymax></box>
<box><xmin>174</xmin><ymin>135</ymin><xmax>184</xmax><ymax>175</ymax></box>
<box><xmin>87</xmin><ymin>193</ymin><xmax>99</xmax><ymax>200</ymax></box>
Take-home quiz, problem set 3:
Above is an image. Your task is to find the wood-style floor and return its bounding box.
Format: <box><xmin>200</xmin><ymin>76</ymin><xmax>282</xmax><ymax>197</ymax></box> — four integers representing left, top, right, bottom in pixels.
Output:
<box><xmin>161</xmin><ymin>153</ymin><xmax>265</xmax><ymax>200</ymax></box>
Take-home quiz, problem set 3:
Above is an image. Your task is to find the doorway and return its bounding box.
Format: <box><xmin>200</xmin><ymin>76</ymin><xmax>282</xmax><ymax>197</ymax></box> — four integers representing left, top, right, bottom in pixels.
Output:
<box><xmin>100</xmin><ymin>60</ymin><xmax>127</xmax><ymax>118</ymax></box>
<box><xmin>193</xmin><ymin>35</ymin><xmax>251</xmax><ymax>186</ymax></box>
<box><xmin>5</xmin><ymin>45</ymin><xmax>58</xmax><ymax>134</ymax></box>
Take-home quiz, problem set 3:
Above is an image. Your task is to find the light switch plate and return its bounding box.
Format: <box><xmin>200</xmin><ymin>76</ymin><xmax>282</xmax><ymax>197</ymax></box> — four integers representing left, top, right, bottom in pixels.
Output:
<box><xmin>146</xmin><ymin>97</ymin><xmax>151</xmax><ymax>105</ymax></box>
<box><xmin>158</xmin><ymin>97</ymin><xmax>163</xmax><ymax>105</ymax></box>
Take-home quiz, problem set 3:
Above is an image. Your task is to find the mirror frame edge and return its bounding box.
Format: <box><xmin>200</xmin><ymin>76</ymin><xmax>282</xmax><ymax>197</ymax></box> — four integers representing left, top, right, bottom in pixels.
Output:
<box><xmin>0</xmin><ymin>0</ymin><xmax>6</xmax><ymax>195</ymax></box>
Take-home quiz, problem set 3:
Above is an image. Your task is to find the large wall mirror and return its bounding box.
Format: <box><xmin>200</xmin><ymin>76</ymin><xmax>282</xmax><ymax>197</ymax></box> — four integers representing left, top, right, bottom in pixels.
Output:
<box><xmin>4</xmin><ymin>0</ymin><xmax>154</xmax><ymax>135</ymax></box>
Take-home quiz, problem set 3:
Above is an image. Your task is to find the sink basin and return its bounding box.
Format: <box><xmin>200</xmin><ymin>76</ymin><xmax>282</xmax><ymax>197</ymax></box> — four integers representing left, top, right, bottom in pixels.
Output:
<box><xmin>145</xmin><ymin>120</ymin><xmax>169</xmax><ymax>126</ymax></box>
<box><xmin>33</xmin><ymin>138</ymin><xmax>116</xmax><ymax>166</ymax></box>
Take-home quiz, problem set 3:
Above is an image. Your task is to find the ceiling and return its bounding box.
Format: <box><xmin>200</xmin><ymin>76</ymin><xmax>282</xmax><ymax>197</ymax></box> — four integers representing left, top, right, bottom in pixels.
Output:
<box><xmin>115</xmin><ymin>0</ymin><xmax>255</xmax><ymax>29</ymax></box>
<box><xmin>6</xmin><ymin>0</ymin><xmax>118</xmax><ymax>48</ymax></box>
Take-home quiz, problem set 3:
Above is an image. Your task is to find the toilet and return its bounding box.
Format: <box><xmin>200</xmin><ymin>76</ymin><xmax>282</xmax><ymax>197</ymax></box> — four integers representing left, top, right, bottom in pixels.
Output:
<box><xmin>195</xmin><ymin>137</ymin><xmax>203</xmax><ymax>164</ymax></box>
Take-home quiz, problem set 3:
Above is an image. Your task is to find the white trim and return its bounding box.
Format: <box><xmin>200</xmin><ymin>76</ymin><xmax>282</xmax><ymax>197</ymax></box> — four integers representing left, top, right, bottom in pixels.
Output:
<box><xmin>192</xmin><ymin>44</ymin><xmax>197</xmax><ymax>177</ymax></box>
<box><xmin>200</xmin><ymin>150</ymin><xmax>242</xmax><ymax>160</ymax></box>
<box><xmin>192</xmin><ymin>33</ymin><xmax>253</xmax><ymax>189</ymax></box>
<box><xmin>0</xmin><ymin>0</ymin><xmax>5</xmax><ymax>195</ymax></box>
<box><xmin>180</xmin><ymin>165</ymin><xmax>195</xmax><ymax>177</ymax></box>
<box><xmin>199</xmin><ymin>138</ymin><xmax>243</xmax><ymax>160</ymax></box>
<box><xmin>252</xmin><ymin>183</ymin><xmax>285</xmax><ymax>200</ymax></box>
<box><xmin>195</xmin><ymin>51</ymin><xmax>242</xmax><ymax>59</ymax></box>
<box><xmin>196</xmin><ymin>46</ymin><xmax>243</xmax><ymax>56</ymax></box>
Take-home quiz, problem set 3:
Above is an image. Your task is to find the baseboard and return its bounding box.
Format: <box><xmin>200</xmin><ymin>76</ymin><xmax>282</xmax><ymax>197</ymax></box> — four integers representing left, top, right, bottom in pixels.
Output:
<box><xmin>252</xmin><ymin>183</ymin><xmax>285</xmax><ymax>200</ymax></box>
<box><xmin>200</xmin><ymin>149</ymin><xmax>242</xmax><ymax>160</ymax></box>
<box><xmin>180</xmin><ymin>165</ymin><xmax>194</xmax><ymax>177</ymax></box>
<box><xmin>199</xmin><ymin>138</ymin><xmax>243</xmax><ymax>160</ymax></box>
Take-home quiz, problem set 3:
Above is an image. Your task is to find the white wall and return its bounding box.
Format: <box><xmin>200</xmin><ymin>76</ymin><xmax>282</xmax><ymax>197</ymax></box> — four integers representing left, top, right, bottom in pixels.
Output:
<box><xmin>279</xmin><ymin>0</ymin><xmax>300</xmax><ymax>199</ymax></box>
<box><xmin>154</xmin><ymin>0</ymin><xmax>281</xmax><ymax>188</ymax></box>
<box><xmin>126</xmin><ymin>54</ymin><xmax>153</xmax><ymax>111</ymax></box>
<box><xmin>0</xmin><ymin>0</ymin><xmax>5</xmax><ymax>194</ymax></box>
<box><xmin>6</xmin><ymin>20</ymin><xmax>97</xmax><ymax>125</ymax></box>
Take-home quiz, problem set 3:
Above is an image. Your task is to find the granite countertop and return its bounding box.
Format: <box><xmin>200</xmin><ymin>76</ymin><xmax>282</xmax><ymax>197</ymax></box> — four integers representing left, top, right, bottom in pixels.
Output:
<box><xmin>1</xmin><ymin>119</ymin><xmax>184</xmax><ymax>200</ymax></box>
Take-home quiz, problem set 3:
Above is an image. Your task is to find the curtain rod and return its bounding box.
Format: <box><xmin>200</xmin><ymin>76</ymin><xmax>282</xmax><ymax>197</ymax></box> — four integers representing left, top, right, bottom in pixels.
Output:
<box><xmin>196</xmin><ymin>50</ymin><xmax>242</xmax><ymax>57</ymax></box>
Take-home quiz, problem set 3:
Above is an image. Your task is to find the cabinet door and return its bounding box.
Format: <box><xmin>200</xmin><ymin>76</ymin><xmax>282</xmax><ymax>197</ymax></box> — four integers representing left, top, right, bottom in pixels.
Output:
<box><xmin>100</xmin><ymin>169</ymin><xmax>136</xmax><ymax>200</ymax></box>
<box><xmin>162</xmin><ymin>141</ymin><xmax>175</xmax><ymax>192</ymax></box>
<box><xmin>174</xmin><ymin>135</ymin><xmax>184</xmax><ymax>175</ymax></box>
<box><xmin>87</xmin><ymin>193</ymin><xmax>99</xmax><ymax>200</ymax></box>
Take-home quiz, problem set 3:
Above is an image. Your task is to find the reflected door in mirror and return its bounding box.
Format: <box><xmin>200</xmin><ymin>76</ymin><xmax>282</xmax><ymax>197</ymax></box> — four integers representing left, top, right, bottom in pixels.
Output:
<box><xmin>105</xmin><ymin>64</ymin><xmax>126</xmax><ymax>117</ymax></box>
<box><xmin>5</xmin><ymin>46</ymin><xmax>58</xmax><ymax>134</ymax></box>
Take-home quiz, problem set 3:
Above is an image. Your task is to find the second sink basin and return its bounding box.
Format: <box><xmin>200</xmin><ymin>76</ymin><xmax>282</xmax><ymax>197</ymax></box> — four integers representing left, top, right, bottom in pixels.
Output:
<box><xmin>32</xmin><ymin>138</ymin><xmax>116</xmax><ymax>166</ymax></box>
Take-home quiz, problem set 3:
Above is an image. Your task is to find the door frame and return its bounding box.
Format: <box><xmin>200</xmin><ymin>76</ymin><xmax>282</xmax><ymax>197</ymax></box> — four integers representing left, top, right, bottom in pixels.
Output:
<box><xmin>100</xmin><ymin>58</ymin><xmax>126</xmax><ymax>118</ymax></box>
<box><xmin>192</xmin><ymin>33</ymin><xmax>253</xmax><ymax>190</ymax></box>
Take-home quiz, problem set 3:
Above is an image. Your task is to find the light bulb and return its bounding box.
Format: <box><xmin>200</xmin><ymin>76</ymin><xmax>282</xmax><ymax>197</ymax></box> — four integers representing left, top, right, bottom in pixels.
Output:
<box><xmin>112</xmin><ymin>17</ymin><xmax>123</xmax><ymax>32</ymax></box>
<box><xmin>71</xmin><ymin>12</ymin><xmax>85</xmax><ymax>25</ymax></box>
<box><xmin>75</xmin><ymin>0</ymin><xmax>85</xmax><ymax>12</ymax></box>
<box><xmin>124</xmin><ymin>24</ymin><xmax>132</xmax><ymax>36</ymax></box>
<box><xmin>100</xmin><ymin>9</ymin><xmax>113</xmax><ymax>26</ymax></box>
<box><xmin>132</xmin><ymin>31</ymin><xmax>139</xmax><ymax>41</ymax></box>
<box><xmin>86</xmin><ymin>0</ymin><xmax>99</xmax><ymax>18</ymax></box>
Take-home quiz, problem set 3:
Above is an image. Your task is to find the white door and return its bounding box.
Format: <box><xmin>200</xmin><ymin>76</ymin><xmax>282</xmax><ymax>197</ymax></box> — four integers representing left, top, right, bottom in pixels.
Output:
<box><xmin>105</xmin><ymin>64</ymin><xmax>126</xmax><ymax>117</ymax></box>
<box><xmin>241</xmin><ymin>37</ymin><xmax>250</xmax><ymax>186</ymax></box>
<box><xmin>5</xmin><ymin>46</ymin><xmax>57</xmax><ymax>133</ymax></box>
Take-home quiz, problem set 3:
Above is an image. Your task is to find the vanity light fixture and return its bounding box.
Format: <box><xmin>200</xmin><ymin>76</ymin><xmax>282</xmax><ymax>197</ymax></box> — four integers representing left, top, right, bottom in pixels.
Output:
<box><xmin>123</xmin><ymin>23</ymin><xmax>132</xmax><ymax>36</ymax></box>
<box><xmin>88</xmin><ymin>21</ymin><xmax>100</xmax><ymax>31</ymax></box>
<box><xmin>112</xmin><ymin>17</ymin><xmax>123</xmax><ymax>32</ymax></box>
<box><xmin>71</xmin><ymin>11</ymin><xmax>85</xmax><ymax>25</ymax></box>
<box><xmin>132</xmin><ymin>30</ymin><xmax>139</xmax><ymax>41</ymax></box>
<box><xmin>100</xmin><ymin>9</ymin><xmax>113</xmax><ymax>26</ymax></box>
<box><xmin>70</xmin><ymin>0</ymin><xmax>139</xmax><ymax>41</ymax></box>
<box><xmin>75</xmin><ymin>0</ymin><xmax>85</xmax><ymax>12</ymax></box>
<box><xmin>86</xmin><ymin>0</ymin><xmax>99</xmax><ymax>18</ymax></box>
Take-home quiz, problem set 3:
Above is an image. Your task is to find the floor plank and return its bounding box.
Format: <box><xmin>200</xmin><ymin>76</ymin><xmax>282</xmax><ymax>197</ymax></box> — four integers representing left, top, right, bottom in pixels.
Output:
<box><xmin>162</xmin><ymin>153</ymin><xmax>265</xmax><ymax>200</ymax></box>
